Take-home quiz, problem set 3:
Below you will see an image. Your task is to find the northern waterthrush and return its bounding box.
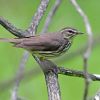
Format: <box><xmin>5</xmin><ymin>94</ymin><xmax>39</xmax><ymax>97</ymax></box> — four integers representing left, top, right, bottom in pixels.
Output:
<box><xmin>0</xmin><ymin>27</ymin><xmax>83</xmax><ymax>59</ymax></box>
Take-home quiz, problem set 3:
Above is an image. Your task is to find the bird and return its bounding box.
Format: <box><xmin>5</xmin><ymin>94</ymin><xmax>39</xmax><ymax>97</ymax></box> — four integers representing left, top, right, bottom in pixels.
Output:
<box><xmin>0</xmin><ymin>27</ymin><xmax>84</xmax><ymax>59</ymax></box>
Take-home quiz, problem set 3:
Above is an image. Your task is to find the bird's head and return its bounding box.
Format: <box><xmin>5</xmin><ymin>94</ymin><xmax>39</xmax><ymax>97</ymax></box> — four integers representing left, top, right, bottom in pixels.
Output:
<box><xmin>60</xmin><ymin>27</ymin><xmax>84</xmax><ymax>39</ymax></box>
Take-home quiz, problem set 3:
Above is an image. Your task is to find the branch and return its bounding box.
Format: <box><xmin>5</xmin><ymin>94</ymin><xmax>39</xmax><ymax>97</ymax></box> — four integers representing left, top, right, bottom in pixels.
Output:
<box><xmin>0</xmin><ymin>67</ymin><xmax>41</xmax><ymax>92</ymax></box>
<box><xmin>70</xmin><ymin>0</ymin><xmax>93</xmax><ymax>100</ymax></box>
<box><xmin>0</xmin><ymin>14</ymin><xmax>30</xmax><ymax>100</ymax></box>
<box><xmin>26</xmin><ymin>0</ymin><xmax>50</xmax><ymax>35</ymax></box>
<box><xmin>32</xmin><ymin>58</ymin><xmax>61</xmax><ymax>100</ymax></box>
<box><xmin>0</xmin><ymin>17</ymin><xmax>28</xmax><ymax>37</ymax></box>
<box><xmin>93</xmin><ymin>89</ymin><xmax>100</xmax><ymax>100</ymax></box>
<box><xmin>11</xmin><ymin>51</ymin><xmax>29</xmax><ymax>100</ymax></box>
<box><xmin>0</xmin><ymin>1</ymin><xmax>50</xmax><ymax>37</ymax></box>
<box><xmin>41</xmin><ymin>0</ymin><xmax>61</xmax><ymax>33</ymax></box>
<box><xmin>45</xmin><ymin>72</ymin><xmax>61</xmax><ymax>100</ymax></box>
<box><xmin>1</xmin><ymin>66</ymin><xmax>100</xmax><ymax>93</ymax></box>
<box><xmin>58</xmin><ymin>67</ymin><xmax>100</xmax><ymax>81</ymax></box>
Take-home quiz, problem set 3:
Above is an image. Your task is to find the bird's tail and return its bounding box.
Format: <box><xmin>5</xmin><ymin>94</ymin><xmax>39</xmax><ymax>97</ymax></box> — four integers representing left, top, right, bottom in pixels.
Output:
<box><xmin>0</xmin><ymin>38</ymin><xmax>22</xmax><ymax>44</ymax></box>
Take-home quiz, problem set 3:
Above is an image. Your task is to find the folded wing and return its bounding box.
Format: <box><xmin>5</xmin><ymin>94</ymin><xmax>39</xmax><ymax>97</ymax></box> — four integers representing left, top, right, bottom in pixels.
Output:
<box><xmin>14</xmin><ymin>35</ymin><xmax>61</xmax><ymax>52</ymax></box>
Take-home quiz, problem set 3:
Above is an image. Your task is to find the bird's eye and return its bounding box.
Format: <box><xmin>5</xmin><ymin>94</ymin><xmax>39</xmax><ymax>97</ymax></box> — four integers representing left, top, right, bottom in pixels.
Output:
<box><xmin>68</xmin><ymin>30</ymin><xmax>75</xmax><ymax>33</ymax></box>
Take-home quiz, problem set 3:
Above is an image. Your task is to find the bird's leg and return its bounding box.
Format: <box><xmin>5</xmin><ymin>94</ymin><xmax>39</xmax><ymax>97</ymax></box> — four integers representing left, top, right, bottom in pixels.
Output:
<box><xmin>39</xmin><ymin>56</ymin><xmax>47</xmax><ymax>61</ymax></box>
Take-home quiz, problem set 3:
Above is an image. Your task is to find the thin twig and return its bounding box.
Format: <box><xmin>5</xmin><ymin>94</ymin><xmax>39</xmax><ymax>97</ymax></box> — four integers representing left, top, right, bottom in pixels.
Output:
<box><xmin>0</xmin><ymin>67</ymin><xmax>41</xmax><ymax>93</ymax></box>
<box><xmin>11</xmin><ymin>51</ymin><xmax>29</xmax><ymax>100</ymax></box>
<box><xmin>58</xmin><ymin>67</ymin><xmax>100</xmax><ymax>81</ymax></box>
<box><xmin>0</xmin><ymin>13</ymin><xmax>30</xmax><ymax>100</ymax></box>
<box><xmin>26</xmin><ymin>0</ymin><xmax>50</xmax><ymax>35</ymax></box>
<box><xmin>93</xmin><ymin>89</ymin><xmax>100</xmax><ymax>100</ymax></box>
<box><xmin>41</xmin><ymin>0</ymin><xmax>61</xmax><ymax>34</ymax></box>
<box><xmin>0</xmin><ymin>16</ymin><xmax>30</xmax><ymax>99</ymax></box>
<box><xmin>0</xmin><ymin>17</ymin><xmax>27</xmax><ymax>37</ymax></box>
<box><xmin>70</xmin><ymin>0</ymin><xmax>93</xmax><ymax>100</ymax></box>
<box><xmin>1</xmin><ymin>67</ymin><xmax>100</xmax><ymax>93</ymax></box>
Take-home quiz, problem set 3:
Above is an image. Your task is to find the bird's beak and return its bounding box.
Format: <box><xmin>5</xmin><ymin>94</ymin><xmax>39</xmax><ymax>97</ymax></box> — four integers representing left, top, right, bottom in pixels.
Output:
<box><xmin>76</xmin><ymin>31</ymin><xmax>84</xmax><ymax>35</ymax></box>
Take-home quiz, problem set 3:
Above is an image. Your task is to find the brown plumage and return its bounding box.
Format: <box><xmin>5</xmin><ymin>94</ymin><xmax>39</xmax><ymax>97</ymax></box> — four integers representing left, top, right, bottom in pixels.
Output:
<box><xmin>0</xmin><ymin>27</ymin><xmax>83</xmax><ymax>58</ymax></box>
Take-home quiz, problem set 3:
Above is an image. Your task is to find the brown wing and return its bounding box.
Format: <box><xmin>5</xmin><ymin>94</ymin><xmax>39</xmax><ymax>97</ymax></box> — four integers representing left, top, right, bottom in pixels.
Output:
<box><xmin>14</xmin><ymin>34</ymin><xmax>61</xmax><ymax>52</ymax></box>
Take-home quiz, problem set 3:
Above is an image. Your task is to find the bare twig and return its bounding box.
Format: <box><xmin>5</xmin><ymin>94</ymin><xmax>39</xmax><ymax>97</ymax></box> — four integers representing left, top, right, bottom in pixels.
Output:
<box><xmin>0</xmin><ymin>12</ymin><xmax>31</xmax><ymax>100</ymax></box>
<box><xmin>70</xmin><ymin>0</ymin><xmax>93</xmax><ymax>100</ymax></box>
<box><xmin>26</xmin><ymin>0</ymin><xmax>50</xmax><ymax>35</ymax></box>
<box><xmin>0</xmin><ymin>16</ymin><xmax>30</xmax><ymax>100</ymax></box>
<box><xmin>1</xmin><ymin>67</ymin><xmax>100</xmax><ymax>93</ymax></box>
<box><xmin>93</xmin><ymin>89</ymin><xmax>100</xmax><ymax>100</ymax></box>
<box><xmin>11</xmin><ymin>51</ymin><xmax>29</xmax><ymax>100</ymax></box>
<box><xmin>41</xmin><ymin>0</ymin><xmax>61</xmax><ymax>34</ymax></box>
<box><xmin>0</xmin><ymin>67</ymin><xmax>41</xmax><ymax>93</ymax></box>
<box><xmin>0</xmin><ymin>17</ymin><xmax>27</xmax><ymax>37</ymax></box>
<box><xmin>58</xmin><ymin>67</ymin><xmax>100</xmax><ymax>81</ymax></box>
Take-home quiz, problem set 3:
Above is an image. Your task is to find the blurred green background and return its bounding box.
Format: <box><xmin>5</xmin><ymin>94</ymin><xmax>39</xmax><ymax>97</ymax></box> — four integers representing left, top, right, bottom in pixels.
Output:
<box><xmin>0</xmin><ymin>0</ymin><xmax>100</xmax><ymax>100</ymax></box>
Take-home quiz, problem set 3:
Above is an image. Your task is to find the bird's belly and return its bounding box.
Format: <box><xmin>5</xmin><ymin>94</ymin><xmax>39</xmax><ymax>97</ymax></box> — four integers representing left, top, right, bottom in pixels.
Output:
<box><xmin>61</xmin><ymin>42</ymin><xmax>71</xmax><ymax>53</ymax></box>
<box><xmin>32</xmin><ymin>42</ymin><xmax>71</xmax><ymax>59</ymax></box>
